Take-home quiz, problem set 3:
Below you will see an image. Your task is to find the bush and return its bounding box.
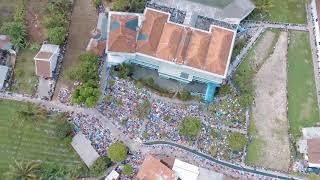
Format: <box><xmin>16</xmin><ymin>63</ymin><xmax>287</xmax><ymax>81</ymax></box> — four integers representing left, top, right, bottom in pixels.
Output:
<box><xmin>107</xmin><ymin>142</ymin><xmax>128</xmax><ymax>162</ymax></box>
<box><xmin>39</xmin><ymin>162</ymin><xmax>69</xmax><ymax>179</ymax></box>
<box><xmin>48</xmin><ymin>26</ymin><xmax>66</xmax><ymax>45</ymax></box>
<box><xmin>93</xmin><ymin>0</ymin><xmax>102</xmax><ymax>6</ymax></box>
<box><xmin>68</xmin><ymin>53</ymin><xmax>99</xmax><ymax>82</ymax></box>
<box><xmin>112</xmin><ymin>0</ymin><xmax>145</xmax><ymax>13</ymax></box>
<box><xmin>177</xmin><ymin>90</ymin><xmax>191</xmax><ymax>101</ymax></box>
<box><xmin>179</xmin><ymin>117</ymin><xmax>202</xmax><ymax>139</ymax></box>
<box><xmin>55</xmin><ymin>121</ymin><xmax>73</xmax><ymax>139</ymax></box>
<box><xmin>72</xmin><ymin>81</ymin><xmax>100</xmax><ymax>107</ymax></box>
<box><xmin>44</xmin><ymin>13</ymin><xmax>67</xmax><ymax>29</ymax></box>
<box><xmin>227</xmin><ymin>132</ymin><xmax>247</xmax><ymax>152</ymax></box>
<box><xmin>122</xmin><ymin>164</ymin><xmax>133</xmax><ymax>176</ymax></box>
<box><xmin>90</xmin><ymin>157</ymin><xmax>112</xmax><ymax>177</ymax></box>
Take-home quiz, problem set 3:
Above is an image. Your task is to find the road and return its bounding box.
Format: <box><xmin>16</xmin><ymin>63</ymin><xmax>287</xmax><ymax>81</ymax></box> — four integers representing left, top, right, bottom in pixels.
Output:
<box><xmin>0</xmin><ymin>92</ymin><xmax>299</xmax><ymax>179</ymax></box>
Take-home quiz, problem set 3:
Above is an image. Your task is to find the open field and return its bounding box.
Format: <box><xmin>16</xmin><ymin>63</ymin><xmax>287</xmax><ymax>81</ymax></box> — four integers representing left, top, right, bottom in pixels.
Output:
<box><xmin>251</xmin><ymin>32</ymin><xmax>290</xmax><ymax>171</ymax></box>
<box><xmin>53</xmin><ymin>0</ymin><xmax>97</xmax><ymax>99</ymax></box>
<box><xmin>250</xmin><ymin>0</ymin><xmax>306</xmax><ymax>24</ymax></box>
<box><xmin>287</xmin><ymin>31</ymin><xmax>320</xmax><ymax>141</ymax></box>
<box><xmin>11</xmin><ymin>48</ymin><xmax>38</xmax><ymax>95</ymax></box>
<box><xmin>0</xmin><ymin>100</ymin><xmax>81</xmax><ymax>176</ymax></box>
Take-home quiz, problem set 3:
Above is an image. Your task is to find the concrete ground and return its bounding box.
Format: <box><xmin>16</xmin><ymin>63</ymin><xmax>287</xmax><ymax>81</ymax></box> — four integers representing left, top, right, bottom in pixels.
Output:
<box><xmin>37</xmin><ymin>77</ymin><xmax>53</xmax><ymax>99</ymax></box>
<box><xmin>252</xmin><ymin>32</ymin><xmax>290</xmax><ymax>171</ymax></box>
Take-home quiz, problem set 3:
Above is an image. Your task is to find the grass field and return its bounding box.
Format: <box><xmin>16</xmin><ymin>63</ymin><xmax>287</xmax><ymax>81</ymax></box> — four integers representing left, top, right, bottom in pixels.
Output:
<box><xmin>287</xmin><ymin>31</ymin><xmax>320</xmax><ymax>141</ymax></box>
<box><xmin>250</xmin><ymin>0</ymin><xmax>306</xmax><ymax>24</ymax></box>
<box><xmin>0</xmin><ymin>100</ymin><xmax>81</xmax><ymax>176</ymax></box>
<box><xmin>11</xmin><ymin>48</ymin><xmax>38</xmax><ymax>95</ymax></box>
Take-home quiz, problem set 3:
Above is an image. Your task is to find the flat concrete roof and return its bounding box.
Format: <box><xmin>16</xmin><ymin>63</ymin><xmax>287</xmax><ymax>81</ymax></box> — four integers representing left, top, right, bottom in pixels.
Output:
<box><xmin>71</xmin><ymin>132</ymin><xmax>100</xmax><ymax>167</ymax></box>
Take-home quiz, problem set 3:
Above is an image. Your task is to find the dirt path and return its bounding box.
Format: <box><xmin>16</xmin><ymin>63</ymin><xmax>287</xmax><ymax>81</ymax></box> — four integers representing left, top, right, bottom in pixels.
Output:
<box><xmin>26</xmin><ymin>0</ymin><xmax>47</xmax><ymax>43</ymax></box>
<box><xmin>252</xmin><ymin>32</ymin><xmax>290</xmax><ymax>171</ymax></box>
<box><xmin>53</xmin><ymin>0</ymin><xmax>97</xmax><ymax>100</ymax></box>
<box><xmin>250</xmin><ymin>31</ymin><xmax>275</xmax><ymax>70</ymax></box>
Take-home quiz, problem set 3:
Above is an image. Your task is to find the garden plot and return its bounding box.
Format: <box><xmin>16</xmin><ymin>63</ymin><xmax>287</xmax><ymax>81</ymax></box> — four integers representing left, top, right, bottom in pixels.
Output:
<box><xmin>251</xmin><ymin>31</ymin><xmax>290</xmax><ymax>171</ymax></box>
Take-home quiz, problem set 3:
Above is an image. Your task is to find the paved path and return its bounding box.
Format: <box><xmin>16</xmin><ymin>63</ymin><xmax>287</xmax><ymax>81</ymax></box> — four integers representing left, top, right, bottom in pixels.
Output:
<box><xmin>307</xmin><ymin>2</ymin><xmax>320</xmax><ymax>113</ymax></box>
<box><xmin>0</xmin><ymin>92</ymin><xmax>299</xmax><ymax>179</ymax></box>
<box><xmin>242</xmin><ymin>21</ymin><xmax>308</xmax><ymax>31</ymax></box>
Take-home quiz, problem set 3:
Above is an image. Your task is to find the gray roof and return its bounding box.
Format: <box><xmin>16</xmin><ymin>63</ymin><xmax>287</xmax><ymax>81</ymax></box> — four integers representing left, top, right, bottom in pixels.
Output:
<box><xmin>149</xmin><ymin>0</ymin><xmax>255</xmax><ymax>24</ymax></box>
<box><xmin>71</xmin><ymin>132</ymin><xmax>100</xmax><ymax>167</ymax></box>
<box><xmin>0</xmin><ymin>65</ymin><xmax>8</xmax><ymax>89</ymax></box>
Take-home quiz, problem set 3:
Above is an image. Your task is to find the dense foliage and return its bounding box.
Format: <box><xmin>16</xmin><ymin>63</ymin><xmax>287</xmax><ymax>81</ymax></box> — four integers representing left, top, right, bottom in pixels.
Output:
<box><xmin>227</xmin><ymin>132</ymin><xmax>247</xmax><ymax>152</ymax></box>
<box><xmin>112</xmin><ymin>0</ymin><xmax>146</xmax><ymax>13</ymax></box>
<box><xmin>16</xmin><ymin>102</ymin><xmax>47</xmax><ymax>123</ymax></box>
<box><xmin>45</xmin><ymin>0</ymin><xmax>71</xmax><ymax>45</ymax></box>
<box><xmin>5</xmin><ymin>160</ymin><xmax>40</xmax><ymax>180</ymax></box>
<box><xmin>1</xmin><ymin>3</ymin><xmax>27</xmax><ymax>49</ymax></box>
<box><xmin>54</xmin><ymin>114</ymin><xmax>73</xmax><ymax>139</ymax></box>
<box><xmin>122</xmin><ymin>164</ymin><xmax>133</xmax><ymax>176</ymax></box>
<box><xmin>177</xmin><ymin>90</ymin><xmax>191</xmax><ymax>101</ymax></box>
<box><xmin>90</xmin><ymin>157</ymin><xmax>112</xmax><ymax>177</ymax></box>
<box><xmin>72</xmin><ymin>81</ymin><xmax>101</xmax><ymax>108</ymax></box>
<box><xmin>70</xmin><ymin>53</ymin><xmax>100</xmax><ymax>107</ymax></box>
<box><xmin>179</xmin><ymin>117</ymin><xmax>202</xmax><ymax>139</ymax></box>
<box><xmin>112</xmin><ymin>63</ymin><xmax>133</xmax><ymax>79</ymax></box>
<box><xmin>107</xmin><ymin>142</ymin><xmax>128</xmax><ymax>162</ymax></box>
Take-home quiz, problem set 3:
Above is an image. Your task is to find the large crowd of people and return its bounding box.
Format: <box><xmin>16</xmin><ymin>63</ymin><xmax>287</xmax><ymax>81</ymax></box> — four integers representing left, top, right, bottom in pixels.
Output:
<box><xmin>69</xmin><ymin>112</ymin><xmax>114</xmax><ymax>156</ymax></box>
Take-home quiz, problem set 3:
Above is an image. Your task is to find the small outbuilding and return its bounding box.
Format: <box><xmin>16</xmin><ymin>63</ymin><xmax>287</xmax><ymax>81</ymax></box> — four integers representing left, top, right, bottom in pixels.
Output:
<box><xmin>34</xmin><ymin>44</ymin><xmax>60</xmax><ymax>78</ymax></box>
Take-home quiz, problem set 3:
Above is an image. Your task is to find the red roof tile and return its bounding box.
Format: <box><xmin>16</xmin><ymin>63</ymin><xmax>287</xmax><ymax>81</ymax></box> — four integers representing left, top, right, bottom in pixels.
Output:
<box><xmin>108</xmin><ymin>14</ymin><xmax>138</xmax><ymax>53</ymax></box>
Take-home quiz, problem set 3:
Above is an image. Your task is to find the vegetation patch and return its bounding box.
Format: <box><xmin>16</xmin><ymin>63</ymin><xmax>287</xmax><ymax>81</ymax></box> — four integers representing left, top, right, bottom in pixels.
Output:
<box><xmin>179</xmin><ymin>116</ymin><xmax>202</xmax><ymax>139</ymax></box>
<box><xmin>287</xmin><ymin>31</ymin><xmax>320</xmax><ymax>141</ymax></box>
<box><xmin>89</xmin><ymin>157</ymin><xmax>112</xmax><ymax>177</ymax></box>
<box><xmin>112</xmin><ymin>0</ymin><xmax>146</xmax><ymax>13</ymax></box>
<box><xmin>107</xmin><ymin>142</ymin><xmax>128</xmax><ymax>162</ymax></box>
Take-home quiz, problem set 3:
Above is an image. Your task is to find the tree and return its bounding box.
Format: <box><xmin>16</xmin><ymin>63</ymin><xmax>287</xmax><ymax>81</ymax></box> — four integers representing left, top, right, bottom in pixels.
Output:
<box><xmin>107</xmin><ymin>142</ymin><xmax>128</xmax><ymax>162</ymax></box>
<box><xmin>44</xmin><ymin>13</ymin><xmax>67</xmax><ymax>29</ymax></box>
<box><xmin>179</xmin><ymin>117</ymin><xmax>202</xmax><ymax>139</ymax></box>
<box><xmin>177</xmin><ymin>90</ymin><xmax>191</xmax><ymax>101</ymax></box>
<box><xmin>71</xmin><ymin>81</ymin><xmax>101</xmax><ymax>107</ymax></box>
<box><xmin>48</xmin><ymin>26</ymin><xmax>66</xmax><ymax>45</ymax></box>
<box><xmin>90</xmin><ymin>157</ymin><xmax>112</xmax><ymax>177</ymax></box>
<box><xmin>122</xmin><ymin>164</ymin><xmax>133</xmax><ymax>176</ymax></box>
<box><xmin>227</xmin><ymin>132</ymin><xmax>247</xmax><ymax>152</ymax></box>
<box><xmin>68</xmin><ymin>53</ymin><xmax>99</xmax><ymax>82</ymax></box>
<box><xmin>112</xmin><ymin>0</ymin><xmax>130</xmax><ymax>11</ymax></box>
<box><xmin>5</xmin><ymin>160</ymin><xmax>40</xmax><ymax>180</ymax></box>
<box><xmin>55</xmin><ymin>120</ymin><xmax>73</xmax><ymax>139</ymax></box>
<box><xmin>112</xmin><ymin>0</ymin><xmax>146</xmax><ymax>13</ymax></box>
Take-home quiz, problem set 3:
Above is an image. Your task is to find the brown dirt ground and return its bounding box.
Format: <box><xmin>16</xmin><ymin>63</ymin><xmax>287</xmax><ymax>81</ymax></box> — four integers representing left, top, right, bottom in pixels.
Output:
<box><xmin>252</xmin><ymin>31</ymin><xmax>290</xmax><ymax>171</ymax></box>
<box><xmin>53</xmin><ymin>0</ymin><xmax>97</xmax><ymax>100</ymax></box>
<box><xmin>26</xmin><ymin>0</ymin><xmax>47</xmax><ymax>43</ymax></box>
<box><xmin>250</xmin><ymin>31</ymin><xmax>275</xmax><ymax>70</ymax></box>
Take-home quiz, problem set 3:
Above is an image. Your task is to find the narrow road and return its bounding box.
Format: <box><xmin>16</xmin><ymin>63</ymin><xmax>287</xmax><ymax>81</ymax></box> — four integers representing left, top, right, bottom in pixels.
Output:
<box><xmin>0</xmin><ymin>92</ymin><xmax>299</xmax><ymax>179</ymax></box>
<box><xmin>242</xmin><ymin>21</ymin><xmax>308</xmax><ymax>31</ymax></box>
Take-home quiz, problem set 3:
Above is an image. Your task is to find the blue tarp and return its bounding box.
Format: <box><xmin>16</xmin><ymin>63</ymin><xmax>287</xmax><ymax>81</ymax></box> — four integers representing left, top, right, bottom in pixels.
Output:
<box><xmin>205</xmin><ymin>83</ymin><xmax>217</xmax><ymax>102</ymax></box>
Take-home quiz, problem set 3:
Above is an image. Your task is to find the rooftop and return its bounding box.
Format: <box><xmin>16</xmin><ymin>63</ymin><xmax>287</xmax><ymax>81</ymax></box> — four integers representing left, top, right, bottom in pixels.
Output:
<box><xmin>136</xmin><ymin>155</ymin><xmax>177</xmax><ymax>180</ymax></box>
<box><xmin>0</xmin><ymin>65</ymin><xmax>8</xmax><ymax>89</ymax></box>
<box><xmin>307</xmin><ymin>138</ymin><xmax>320</xmax><ymax>165</ymax></box>
<box><xmin>34</xmin><ymin>44</ymin><xmax>59</xmax><ymax>61</ymax></box>
<box><xmin>108</xmin><ymin>14</ymin><xmax>139</xmax><ymax>53</ymax></box>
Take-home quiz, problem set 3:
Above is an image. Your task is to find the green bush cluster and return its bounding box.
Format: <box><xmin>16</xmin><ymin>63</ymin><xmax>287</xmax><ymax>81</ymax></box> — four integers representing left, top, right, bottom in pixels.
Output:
<box><xmin>70</xmin><ymin>53</ymin><xmax>100</xmax><ymax>107</ymax></box>
<box><xmin>107</xmin><ymin>142</ymin><xmax>128</xmax><ymax>162</ymax></box>
<box><xmin>54</xmin><ymin>114</ymin><xmax>73</xmax><ymax>139</ymax></box>
<box><xmin>90</xmin><ymin>157</ymin><xmax>112</xmax><ymax>177</ymax></box>
<box><xmin>1</xmin><ymin>3</ymin><xmax>27</xmax><ymax>49</ymax></box>
<box><xmin>179</xmin><ymin>116</ymin><xmax>202</xmax><ymax>139</ymax></box>
<box><xmin>112</xmin><ymin>0</ymin><xmax>146</xmax><ymax>13</ymax></box>
<box><xmin>122</xmin><ymin>164</ymin><xmax>133</xmax><ymax>176</ymax></box>
<box><xmin>45</xmin><ymin>0</ymin><xmax>71</xmax><ymax>45</ymax></box>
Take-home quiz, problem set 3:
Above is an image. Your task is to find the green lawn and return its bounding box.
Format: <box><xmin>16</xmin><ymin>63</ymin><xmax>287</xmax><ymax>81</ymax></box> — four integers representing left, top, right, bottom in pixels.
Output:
<box><xmin>288</xmin><ymin>31</ymin><xmax>320</xmax><ymax>141</ymax></box>
<box><xmin>11</xmin><ymin>48</ymin><xmax>38</xmax><ymax>95</ymax></box>
<box><xmin>0</xmin><ymin>100</ymin><xmax>81</xmax><ymax>176</ymax></box>
<box><xmin>250</xmin><ymin>0</ymin><xmax>306</xmax><ymax>24</ymax></box>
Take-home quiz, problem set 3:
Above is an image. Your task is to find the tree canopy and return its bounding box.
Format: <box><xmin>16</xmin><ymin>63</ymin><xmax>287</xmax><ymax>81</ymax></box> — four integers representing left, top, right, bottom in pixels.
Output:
<box><xmin>122</xmin><ymin>164</ymin><xmax>133</xmax><ymax>176</ymax></box>
<box><xmin>72</xmin><ymin>81</ymin><xmax>101</xmax><ymax>108</ymax></box>
<box><xmin>68</xmin><ymin>53</ymin><xmax>99</xmax><ymax>82</ymax></box>
<box><xmin>48</xmin><ymin>26</ymin><xmax>66</xmax><ymax>45</ymax></box>
<box><xmin>90</xmin><ymin>157</ymin><xmax>112</xmax><ymax>177</ymax></box>
<box><xmin>227</xmin><ymin>132</ymin><xmax>247</xmax><ymax>152</ymax></box>
<box><xmin>179</xmin><ymin>116</ymin><xmax>202</xmax><ymax>139</ymax></box>
<box><xmin>112</xmin><ymin>0</ymin><xmax>146</xmax><ymax>13</ymax></box>
<box><xmin>107</xmin><ymin>142</ymin><xmax>128</xmax><ymax>162</ymax></box>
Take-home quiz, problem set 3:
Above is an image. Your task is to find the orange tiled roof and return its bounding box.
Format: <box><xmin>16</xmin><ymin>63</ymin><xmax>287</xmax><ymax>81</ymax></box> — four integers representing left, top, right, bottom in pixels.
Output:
<box><xmin>155</xmin><ymin>23</ymin><xmax>183</xmax><ymax>61</ymax></box>
<box><xmin>108</xmin><ymin>14</ymin><xmax>138</xmax><ymax>53</ymax></box>
<box><xmin>185</xmin><ymin>30</ymin><xmax>211</xmax><ymax>69</ymax></box>
<box><xmin>136</xmin><ymin>9</ymin><xmax>169</xmax><ymax>56</ymax></box>
<box><xmin>135</xmin><ymin>155</ymin><xmax>177</xmax><ymax>180</ymax></box>
<box><xmin>204</xmin><ymin>27</ymin><xmax>234</xmax><ymax>76</ymax></box>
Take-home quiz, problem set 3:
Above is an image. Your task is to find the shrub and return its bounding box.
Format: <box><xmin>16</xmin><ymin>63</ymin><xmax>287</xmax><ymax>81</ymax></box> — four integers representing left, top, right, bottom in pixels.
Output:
<box><xmin>107</xmin><ymin>142</ymin><xmax>128</xmax><ymax>162</ymax></box>
<box><xmin>93</xmin><ymin>0</ymin><xmax>103</xmax><ymax>6</ymax></box>
<box><xmin>177</xmin><ymin>90</ymin><xmax>191</xmax><ymax>101</ymax></box>
<box><xmin>48</xmin><ymin>26</ymin><xmax>66</xmax><ymax>45</ymax></box>
<box><xmin>72</xmin><ymin>81</ymin><xmax>100</xmax><ymax>108</ymax></box>
<box><xmin>90</xmin><ymin>157</ymin><xmax>112</xmax><ymax>177</ymax></box>
<box><xmin>179</xmin><ymin>117</ymin><xmax>201</xmax><ymax>139</ymax></box>
<box><xmin>122</xmin><ymin>164</ymin><xmax>133</xmax><ymax>176</ymax></box>
<box><xmin>227</xmin><ymin>132</ymin><xmax>247</xmax><ymax>152</ymax></box>
<box><xmin>55</xmin><ymin>120</ymin><xmax>73</xmax><ymax>139</ymax></box>
<box><xmin>68</xmin><ymin>53</ymin><xmax>99</xmax><ymax>82</ymax></box>
<box><xmin>44</xmin><ymin>13</ymin><xmax>67</xmax><ymax>29</ymax></box>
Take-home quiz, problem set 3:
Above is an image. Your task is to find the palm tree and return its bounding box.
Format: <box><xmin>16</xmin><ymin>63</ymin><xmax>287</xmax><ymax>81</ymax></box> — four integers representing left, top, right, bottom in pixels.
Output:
<box><xmin>5</xmin><ymin>160</ymin><xmax>40</xmax><ymax>180</ymax></box>
<box><xmin>255</xmin><ymin>0</ymin><xmax>273</xmax><ymax>13</ymax></box>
